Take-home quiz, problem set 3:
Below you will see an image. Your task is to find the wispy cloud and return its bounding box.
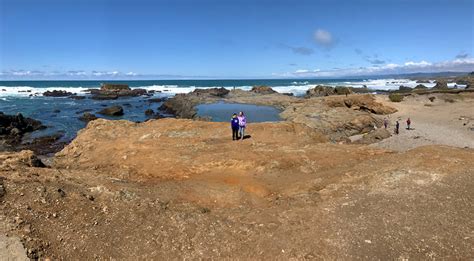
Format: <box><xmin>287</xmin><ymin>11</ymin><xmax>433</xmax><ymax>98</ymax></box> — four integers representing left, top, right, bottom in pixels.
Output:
<box><xmin>274</xmin><ymin>58</ymin><xmax>474</xmax><ymax>78</ymax></box>
<box><xmin>455</xmin><ymin>51</ymin><xmax>469</xmax><ymax>59</ymax></box>
<box><xmin>279</xmin><ymin>44</ymin><xmax>314</xmax><ymax>56</ymax></box>
<box><xmin>313</xmin><ymin>29</ymin><xmax>335</xmax><ymax>48</ymax></box>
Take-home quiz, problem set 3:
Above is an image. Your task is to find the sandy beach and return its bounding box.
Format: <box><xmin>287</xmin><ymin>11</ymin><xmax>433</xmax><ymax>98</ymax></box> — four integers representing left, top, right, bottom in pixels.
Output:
<box><xmin>372</xmin><ymin>92</ymin><xmax>474</xmax><ymax>151</ymax></box>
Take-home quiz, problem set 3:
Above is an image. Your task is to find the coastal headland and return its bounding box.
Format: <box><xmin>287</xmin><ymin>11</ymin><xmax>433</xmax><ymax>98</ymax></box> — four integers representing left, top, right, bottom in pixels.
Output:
<box><xmin>0</xmin><ymin>81</ymin><xmax>473</xmax><ymax>259</ymax></box>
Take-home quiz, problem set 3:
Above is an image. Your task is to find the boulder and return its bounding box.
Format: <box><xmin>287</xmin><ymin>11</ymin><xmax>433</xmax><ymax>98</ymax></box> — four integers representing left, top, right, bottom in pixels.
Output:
<box><xmin>0</xmin><ymin>112</ymin><xmax>45</xmax><ymax>137</ymax></box>
<box><xmin>250</xmin><ymin>86</ymin><xmax>277</xmax><ymax>94</ymax></box>
<box><xmin>145</xmin><ymin>109</ymin><xmax>155</xmax><ymax>116</ymax></box>
<box><xmin>433</xmin><ymin>80</ymin><xmax>448</xmax><ymax>89</ymax></box>
<box><xmin>306</xmin><ymin>85</ymin><xmax>335</xmax><ymax>97</ymax></box>
<box><xmin>334</xmin><ymin>86</ymin><xmax>353</xmax><ymax>95</ymax></box>
<box><xmin>98</xmin><ymin>106</ymin><xmax>124</xmax><ymax>116</ymax></box>
<box><xmin>398</xmin><ymin>86</ymin><xmax>412</xmax><ymax>92</ymax></box>
<box><xmin>78</xmin><ymin>112</ymin><xmax>98</xmax><ymax>122</ymax></box>
<box><xmin>43</xmin><ymin>90</ymin><xmax>73</xmax><ymax>97</ymax></box>
<box><xmin>192</xmin><ymin>88</ymin><xmax>229</xmax><ymax>97</ymax></box>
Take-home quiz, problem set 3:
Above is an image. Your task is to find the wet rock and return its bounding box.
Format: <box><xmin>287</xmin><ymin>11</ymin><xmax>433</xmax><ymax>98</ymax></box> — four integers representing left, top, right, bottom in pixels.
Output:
<box><xmin>98</xmin><ymin>106</ymin><xmax>124</xmax><ymax>116</ymax></box>
<box><xmin>78</xmin><ymin>112</ymin><xmax>98</xmax><ymax>122</ymax></box>
<box><xmin>53</xmin><ymin>109</ymin><xmax>61</xmax><ymax>113</ymax></box>
<box><xmin>69</xmin><ymin>95</ymin><xmax>86</xmax><ymax>100</ymax></box>
<box><xmin>0</xmin><ymin>112</ymin><xmax>46</xmax><ymax>138</ymax></box>
<box><xmin>147</xmin><ymin>97</ymin><xmax>166</xmax><ymax>103</ymax></box>
<box><xmin>250</xmin><ymin>86</ymin><xmax>277</xmax><ymax>94</ymax></box>
<box><xmin>91</xmin><ymin>94</ymin><xmax>119</xmax><ymax>100</ymax></box>
<box><xmin>144</xmin><ymin>109</ymin><xmax>155</xmax><ymax>116</ymax></box>
<box><xmin>19</xmin><ymin>132</ymin><xmax>68</xmax><ymax>156</ymax></box>
<box><xmin>43</xmin><ymin>90</ymin><xmax>73</xmax><ymax>97</ymax></box>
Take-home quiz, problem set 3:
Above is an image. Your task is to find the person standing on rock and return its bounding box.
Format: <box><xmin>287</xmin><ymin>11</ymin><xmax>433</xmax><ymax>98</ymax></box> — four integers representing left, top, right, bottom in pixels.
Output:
<box><xmin>395</xmin><ymin>120</ymin><xmax>400</xmax><ymax>134</ymax></box>
<box><xmin>383</xmin><ymin>118</ymin><xmax>389</xmax><ymax>129</ymax></box>
<box><xmin>231</xmin><ymin>113</ymin><xmax>240</xmax><ymax>140</ymax></box>
<box><xmin>238</xmin><ymin>111</ymin><xmax>247</xmax><ymax>140</ymax></box>
<box><xmin>406</xmin><ymin>117</ymin><xmax>411</xmax><ymax>130</ymax></box>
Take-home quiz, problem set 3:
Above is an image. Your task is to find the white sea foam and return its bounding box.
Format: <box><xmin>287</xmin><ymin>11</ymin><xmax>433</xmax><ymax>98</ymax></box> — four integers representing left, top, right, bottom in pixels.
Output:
<box><xmin>0</xmin><ymin>78</ymin><xmax>466</xmax><ymax>98</ymax></box>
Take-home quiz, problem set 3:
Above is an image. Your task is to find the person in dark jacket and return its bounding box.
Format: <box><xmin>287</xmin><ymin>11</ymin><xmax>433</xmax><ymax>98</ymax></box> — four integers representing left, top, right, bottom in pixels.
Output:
<box><xmin>395</xmin><ymin>120</ymin><xmax>400</xmax><ymax>134</ymax></box>
<box><xmin>231</xmin><ymin>113</ymin><xmax>239</xmax><ymax>140</ymax></box>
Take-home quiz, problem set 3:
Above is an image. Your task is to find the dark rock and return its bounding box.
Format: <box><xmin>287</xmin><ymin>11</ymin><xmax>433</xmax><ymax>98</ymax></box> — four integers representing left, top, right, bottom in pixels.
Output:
<box><xmin>69</xmin><ymin>95</ymin><xmax>86</xmax><ymax>100</ymax></box>
<box><xmin>192</xmin><ymin>88</ymin><xmax>229</xmax><ymax>97</ymax></box>
<box><xmin>147</xmin><ymin>97</ymin><xmax>166</xmax><ymax>103</ymax></box>
<box><xmin>43</xmin><ymin>90</ymin><xmax>73</xmax><ymax>97</ymax></box>
<box><xmin>158</xmin><ymin>94</ymin><xmax>198</xmax><ymax>119</ymax></box>
<box><xmin>250</xmin><ymin>86</ymin><xmax>277</xmax><ymax>94</ymax></box>
<box><xmin>91</xmin><ymin>94</ymin><xmax>119</xmax><ymax>100</ymax></box>
<box><xmin>428</xmin><ymin>96</ymin><xmax>436</xmax><ymax>102</ymax></box>
<box><xmin>89</xmin><ymin>88</ymin><xmax>148</xmax><ymax>100</ymax></box>
<box><xmin>53</xmin><ymin>109</ymin><xmax>61</xmax><ymax>113</ymax></box>
<box><xmin>0</xmin><ymin>113</ymin><xmax>45</xmax><ymax>137</ymax></box>
<box><xmin>398</xmin><ymin>86</ymin><xmax>412</xmax><ymax>92</ymax></box>
<box><xmin>144</xmin><ymin>109</ymin><xmax>155</xmax><ymax>116</ymax></box>
<box><xmin>75</xmin><ymin>109</ymin><xmax>93</xmax><ymax>114</ymax></box>
<box><xmin>433</xmin><ymin>80</ymin><xmax>448</xmax><ymax>89</ymax></box>
<box><xmin>98</xmin><ymin>106</ymin><xmax>124</xmax><ymax>116</ymax></box>
<box><xmin>78</xmin><ymin>112</ymin><xmax>98</xmax><ymax>122</ymax></box>
<box><xmin>414</xmin><ymin>84</ymin><xmax>427</xmax><ymax>90</ymax></box>
<box><xmin>19</xmin><ymin>132</ymin><xmax>68</xmax><ymax>156</ymax></box>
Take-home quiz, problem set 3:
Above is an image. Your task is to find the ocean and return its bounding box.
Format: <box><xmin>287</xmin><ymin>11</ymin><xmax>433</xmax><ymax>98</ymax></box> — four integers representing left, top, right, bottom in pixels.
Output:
<box><xmin>0</xmin><ymin>78</ymin><xmax>443</xmax><ymax>141</ymax></box>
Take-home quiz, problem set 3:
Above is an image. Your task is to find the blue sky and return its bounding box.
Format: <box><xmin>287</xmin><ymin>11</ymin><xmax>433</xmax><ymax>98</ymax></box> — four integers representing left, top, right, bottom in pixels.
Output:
<box><xmin>0</xmin><ymin>0</ymin><xmax>473</xmax><ymax>79</ymax></box>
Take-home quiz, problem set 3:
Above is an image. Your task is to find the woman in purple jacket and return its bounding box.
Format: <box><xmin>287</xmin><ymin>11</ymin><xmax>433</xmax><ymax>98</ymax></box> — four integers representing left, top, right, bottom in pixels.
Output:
<box><xmin>237</xmin><ymin>111</ymin><xmax>247</xmax><ymax>140</ymax></box>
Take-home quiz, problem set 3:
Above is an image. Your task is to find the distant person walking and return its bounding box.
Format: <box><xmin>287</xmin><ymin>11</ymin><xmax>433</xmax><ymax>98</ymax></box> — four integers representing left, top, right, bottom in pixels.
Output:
<box><xmin>231</xmin><ymin>113</ymin><xmax>239</xmax><ymax>140</ymax></box>
<box><xmin>237</xmin><ymin>111</ymin><xmax>247</xmax><ymax>140</ymax></box>
<box><xmin>395</xmin><ymin>120</ymin><xmax>400</xmax><ymax>134</ymax></box>
<box><xmin>406</xmin><ymin>117</ymin><xmax>411</xmax><ymax>130</ymax></box>
<box><xmin>383</xmin><ymin>118</ymin><xmax>389</xmax><ymax>129</ymax></box>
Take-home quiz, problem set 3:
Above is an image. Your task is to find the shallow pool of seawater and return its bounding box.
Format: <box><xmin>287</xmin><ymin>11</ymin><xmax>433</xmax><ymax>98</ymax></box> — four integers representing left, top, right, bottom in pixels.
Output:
<box><xmin>196</xmin><ymin>102</ymin><xmax>281</xmax><ymax>122</ymax></box>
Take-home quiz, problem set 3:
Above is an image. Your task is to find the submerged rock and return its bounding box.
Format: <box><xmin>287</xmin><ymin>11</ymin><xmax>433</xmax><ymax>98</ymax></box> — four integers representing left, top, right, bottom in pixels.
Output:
<box><xmin>43</xmin><ymin>90</ymin><xmax>73</xmax><ymax>97</ymax></box>
<box><xmin>78</xmin><ymin>112</ymin><xmax>98</xmax><ymax>122</ymax></box>
<box><xmin>98</xmin><ymin>106</ymin><xmax>124</xmax><ymax>116</ymax></box>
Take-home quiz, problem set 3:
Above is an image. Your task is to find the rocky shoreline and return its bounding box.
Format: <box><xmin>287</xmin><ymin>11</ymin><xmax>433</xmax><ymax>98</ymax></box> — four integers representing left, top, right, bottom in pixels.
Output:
<box><xmin>1</xmin><ymin>80</ymin><xmax>474</xmax><ymax>259</ymax></box>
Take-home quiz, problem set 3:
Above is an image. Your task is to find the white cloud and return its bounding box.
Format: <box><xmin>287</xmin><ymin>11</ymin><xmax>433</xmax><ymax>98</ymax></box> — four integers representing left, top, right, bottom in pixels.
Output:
<box><xmin>314</xmin><ymin>29</ymin><xmax>334</xmax><ymax>48</ymax></box>
<box><xmin>276</xmin><ymin>58</ymin><xmax>474</xmax><ymax>78</ymax></box>
<box><xmin>0</xmin><ymin>70</ymin><xmax>142</xmax><ymax>79</ymax></box>
<box><xmin>404</xmin><ymin>61</ymin><xmax>432</xmax><ymax>67</ymax></box>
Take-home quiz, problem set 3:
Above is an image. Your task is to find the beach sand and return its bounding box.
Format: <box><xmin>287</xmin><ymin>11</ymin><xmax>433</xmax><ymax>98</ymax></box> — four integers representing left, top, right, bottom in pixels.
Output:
<box><xmin>371</xmin><ymin>92</ymin><xmax>474</xmax><ymax>151</ymax></box>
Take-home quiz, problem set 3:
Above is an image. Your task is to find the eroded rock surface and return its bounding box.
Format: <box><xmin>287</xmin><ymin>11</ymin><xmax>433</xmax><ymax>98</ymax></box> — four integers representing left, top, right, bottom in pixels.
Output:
<box><xmin>0</xmin><ymin>118</ymin><xmax>472</xmax><ymax>259</ymax></box>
